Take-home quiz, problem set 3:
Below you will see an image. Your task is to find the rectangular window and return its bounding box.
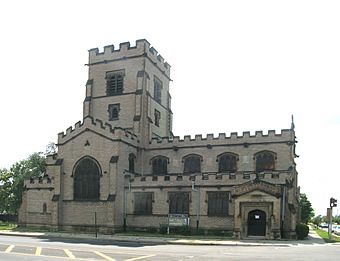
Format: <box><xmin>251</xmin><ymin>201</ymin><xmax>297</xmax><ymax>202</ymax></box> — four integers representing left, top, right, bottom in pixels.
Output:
<box><xmin>154</xmin><ymin>77</ymin><xmax>162</xmax><ymax>103</ymax></box>
<box><xmin>108</xmin><ymin>104</ymin><xmax>120</xmax><ymax>120</ymax></box>
<box><xmin>134</xmin><ymin>192</ymin><xmax>153</xmax><ymax>215</ymax></box>
<box><xmin>207</xmin><ymin>192</ymin><xmax>229</xmax><ymax>216</ymax></box>
<box><xmin>106</xmin><ymin>70</ymin><xmax>124</xmax><ymax>96</ymax></box>
<box><xmin>169</xmin><ymin>192</ymin><xmax>189</xmax><ymax>214</ymax></box>
<box><xmin>154</xmin><ymin>109</ymin><xmax>161</xmax><ymax>127</ymax></box>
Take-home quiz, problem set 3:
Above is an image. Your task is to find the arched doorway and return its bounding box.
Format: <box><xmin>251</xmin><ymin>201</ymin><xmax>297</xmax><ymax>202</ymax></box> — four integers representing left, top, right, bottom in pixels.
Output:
<box><xmin>247</xmin><ymin>209</ymin><xmax>266</xmax><ymax>236</ymax></box>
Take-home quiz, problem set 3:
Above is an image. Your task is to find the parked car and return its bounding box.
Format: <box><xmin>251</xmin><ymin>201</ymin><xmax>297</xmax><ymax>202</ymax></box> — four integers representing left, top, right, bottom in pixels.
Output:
<box><xmin>319</xmin><ymin>223</ymin><xmax>328</xmax><ymax>230</ymax></box>
<box><xmin>332</xmin><ymin>224</ymin><xmax>340</xmax><ymax>235</ymax></box>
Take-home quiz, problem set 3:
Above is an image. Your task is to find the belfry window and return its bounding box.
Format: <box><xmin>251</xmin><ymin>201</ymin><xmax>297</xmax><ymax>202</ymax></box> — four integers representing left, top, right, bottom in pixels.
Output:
<box><xmin>217</xmin><ymin>153</ymin><xmax>237</xmax><ymax>172</ymax></box>
<box><xmin>183</xmin><ymin>154</ymin><xmax>202</xmax><ymax>173</ymax></box>
<box><xmin>108</xmin><ymin>104</ymin><xmax>120</xmax><ymax>121</ymax></box>
<box><xmin>73</xmin><ymin>157</ymin><xmax>101</xmax><ymax>201</ymax></box>
<box><xmin>255</xmin><ymin>151</ymin><xmax>276</xmax><ymax>172</ymax></box>
<box><xmin>106</xmin><ymin>70</ymin><xmax>124</xmax><ymax>95</ymax></box>
<box><xmin>154</xmin><ymin>77</ymin><xmax>162</xmax><ymax>103</ymax></box>
<box><xmin>152</xmin><ymin>156</ymin><xmax>168</xmax><ymax>175</ymax></box>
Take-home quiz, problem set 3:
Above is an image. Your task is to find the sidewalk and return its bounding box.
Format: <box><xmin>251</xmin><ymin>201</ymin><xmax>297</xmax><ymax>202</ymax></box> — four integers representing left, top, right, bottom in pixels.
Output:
<box><xmin>0</xmin><ymin>229</ymin><xmax>327</xmax><ymax>247</ymax></box>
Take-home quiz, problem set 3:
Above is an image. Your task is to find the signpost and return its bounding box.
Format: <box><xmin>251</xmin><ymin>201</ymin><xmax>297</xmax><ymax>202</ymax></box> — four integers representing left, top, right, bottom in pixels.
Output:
<box><xmin>167</xmin><ymin>214</ymin><xmax>189</xmax><ymax>234</ymax></box>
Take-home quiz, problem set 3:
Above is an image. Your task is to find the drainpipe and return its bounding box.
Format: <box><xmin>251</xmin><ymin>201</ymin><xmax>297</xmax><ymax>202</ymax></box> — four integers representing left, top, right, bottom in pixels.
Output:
<box><xmin>123</xmin><ymin>175</ymin><xmax>131</xmax><ymax>232</ymax></box>
<box><xmin>281</xmin><ymin>187</ymin><xmax>286</xmax><ymax>236</ymax></box>
<box><xmin>191</xmin><ymin>180</ymin><xmax>200</xmax><ymax>230</ymax></box>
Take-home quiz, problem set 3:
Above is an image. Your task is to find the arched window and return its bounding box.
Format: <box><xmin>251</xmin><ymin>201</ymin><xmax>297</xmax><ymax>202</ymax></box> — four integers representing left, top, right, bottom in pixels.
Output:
<box><xmin>73</xmin><ymin>157</ymin><xmax>101</xmax><ymax>201</ymax></box>
<box><xmin>255</xmin><ymin>151</ymin><xmax>276</xmax><ymax>172</ymax></box>
<box><xmin>42</xmin><ymin>203</ymin><xmax>47</xmax><ymax>214</ymax></box>
<box><xmin>152</xmin><ymin>156</ymin><xmax>168</xmax><ymax>175</ymax></box>
<box><xmin>183</xmin><ymin>154</ymin><xmax>202</xmax><ymax>174</ymax></box>
<box><xmin>217</xmin><ymin>153</ymin><xmax>238</xmax><ymax>172</ymax></box>
<box><xmin>129</xmin><ymin>153</ymin><xmax>136</xmax><ymax>173</ymax></box>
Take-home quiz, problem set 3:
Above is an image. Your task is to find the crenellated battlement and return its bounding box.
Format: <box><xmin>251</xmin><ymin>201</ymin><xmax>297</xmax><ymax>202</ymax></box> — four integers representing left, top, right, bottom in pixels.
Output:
<box><xmin>149</xmin><ymin>129</ymin><xmax>293</xmax><ymax>147</ymax></box>
<box><xmin>126</xmin><ymin>170</ymin><xmax>291</xmax><ymax>187</ymax></box>
<box><xmin>58</xmin><ymin>116</ymin><xmax>139</xmax><ymax>146</ymax></box>
<box><xmin>88</xmin><ymin>39</ymin><xmax>170</xmax><ymax>78</ymax></box>
<box><xmin>24</xmin><ymin>176</ymin><xmax>54</xmax><ymax>189</ymax></box>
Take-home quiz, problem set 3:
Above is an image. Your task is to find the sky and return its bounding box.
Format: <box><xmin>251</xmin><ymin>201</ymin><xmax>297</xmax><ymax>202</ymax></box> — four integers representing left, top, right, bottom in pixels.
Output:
<box><xmin>0</xmin><ymin>0</ymin><xmax>339</xmax><ymax>216</ymax></box>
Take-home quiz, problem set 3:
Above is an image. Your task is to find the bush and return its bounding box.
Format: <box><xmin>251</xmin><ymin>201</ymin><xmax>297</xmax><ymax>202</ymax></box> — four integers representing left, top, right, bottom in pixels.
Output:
<box><xmin>296</xmin><ymin>223</ymin><xmax>309</xmax><ymax>240</ymax></box>
<box><xmin>159</xmin><ymin>224</ymin><xmax>191</xmax><ymax>235</ymax></box>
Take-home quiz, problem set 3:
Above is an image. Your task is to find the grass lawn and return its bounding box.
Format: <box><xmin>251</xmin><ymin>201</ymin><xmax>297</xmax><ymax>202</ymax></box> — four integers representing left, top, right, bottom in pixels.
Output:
<box><xmin>0</xmin><ymin>222</ymin><xmax>17</xmax><ymax>231</ymax></box>
<box><xmin>315</xmin><ymin>228</ymin><xmax>340</xmax><ymax>243</ymax></box>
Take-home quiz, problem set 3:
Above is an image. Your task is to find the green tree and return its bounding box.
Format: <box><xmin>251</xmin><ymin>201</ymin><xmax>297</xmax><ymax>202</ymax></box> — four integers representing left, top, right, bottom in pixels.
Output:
<box><xmin>0</xmin><ymin>168</ymin><xmax>14</xmax><ymax>214</ymax></box>
<box><xmin>299</xmin><ymin>193</ymin><xmax>315</xmax><ymax>224</ymax></box>
<box><xmin>312</xmin><ymin>215</ymin><xmax>323</xmax><ymax>226</ymax></box>
<box><xmin>0</xmin><ymin>153</ymin><xmax>46</xmax><ymax>214</ymax></box>
<box><xmin>333</xmin><ymin>215</ymin><xmax>340</xmax><ymax>224</ymax></box>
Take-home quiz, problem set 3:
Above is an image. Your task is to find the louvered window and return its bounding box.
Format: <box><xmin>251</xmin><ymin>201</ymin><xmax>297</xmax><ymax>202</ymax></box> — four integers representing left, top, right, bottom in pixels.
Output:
<box><xmin>106</xmin><ymin>71</ymin><xmax>124</xmax><ymax>95</ymax></box>
<box><xmin>208</xmin><ymin>192</ymin><xmax>229</xmax><ymax>216</ymax></box>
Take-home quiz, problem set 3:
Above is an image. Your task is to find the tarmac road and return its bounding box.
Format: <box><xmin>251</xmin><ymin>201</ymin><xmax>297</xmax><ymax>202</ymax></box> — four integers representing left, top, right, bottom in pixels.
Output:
<box><xmin>0</xmin><ymin>232</ymin><xmax>339</xmax><ymax>261</ymax></box>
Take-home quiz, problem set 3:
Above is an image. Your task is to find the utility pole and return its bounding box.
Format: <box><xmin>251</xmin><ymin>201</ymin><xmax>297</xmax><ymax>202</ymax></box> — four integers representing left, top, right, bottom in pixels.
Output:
<box><xmin>328</xmin><ymin>197</ymin><xmax>338</xmax><ymax>239</ymax></box>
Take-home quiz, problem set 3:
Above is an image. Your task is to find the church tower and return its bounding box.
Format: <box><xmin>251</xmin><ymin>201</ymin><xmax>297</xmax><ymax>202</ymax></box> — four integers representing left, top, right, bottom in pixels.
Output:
<box><xmin>83</xmin><ymin>39</ymin><xmax>173</xmax><ymax>146</ymax></box>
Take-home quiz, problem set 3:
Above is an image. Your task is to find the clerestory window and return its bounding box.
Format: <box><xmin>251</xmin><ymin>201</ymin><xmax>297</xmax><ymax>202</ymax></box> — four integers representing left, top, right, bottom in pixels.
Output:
<box><xmin>152</xmin><ymin>156</ymin><xmax>168</xmax><ymax>175</ymax></box>
<box><xmin>255</xmin><ymin>151</ymin><xmax>276</xmax><ymax>172</ymax></box>
<box><xmin>183</xmin><ymin>154</ymin><xmax>202</xmax><ymax>174</ymax></box>
<box><xmin>217</xmin><ymin>153</ymin><xmax>238</xmax><ymax>173</ymax></box>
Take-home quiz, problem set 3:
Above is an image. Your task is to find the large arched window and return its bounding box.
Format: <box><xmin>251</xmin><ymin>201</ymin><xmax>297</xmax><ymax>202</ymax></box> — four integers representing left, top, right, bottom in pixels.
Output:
<box><xmin>183</xmin><ymin>154</ymin><xmax>202</xmax><ymax>173</ymax></box>
<box><xmin>217</xmin><ymin>153</ymin><xmax>238</xmax><ymax>173</ymax></box>
<box><xmin>73</xmin><ymin>157</ymin><xmax>101</xmax><ymax>201</ymax></box>
<box><xmin>152</xmin><ymin>156</ymin><xmax>168</xmax><ymax>175</ymax></box>
<box><xmin>255</xmin><ymin>151</ymin><xmax>276</xmax><ymax>172</ymax></box>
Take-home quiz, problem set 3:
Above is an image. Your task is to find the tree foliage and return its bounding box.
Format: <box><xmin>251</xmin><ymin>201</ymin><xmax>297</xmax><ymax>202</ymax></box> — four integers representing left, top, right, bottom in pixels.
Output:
<box><xmin>299</xmin><ymin>193</ymin><xmax>315</xmax><ymax>224</ymax></box>
<box><xmin>0</xmin><ymin>153</ymin><xmax>46</xmax><ymax>214</ymax></box>
<box><xmin>312</xmin><ymin>215</ymin><xmax>323</xmax><ymax>226</ymax></box>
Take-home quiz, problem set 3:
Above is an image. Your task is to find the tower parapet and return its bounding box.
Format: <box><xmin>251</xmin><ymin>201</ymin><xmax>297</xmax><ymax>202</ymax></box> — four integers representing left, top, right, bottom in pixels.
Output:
<box><xmin>88</xmin><ymin>39</ymin><xmax>170</xmax><ymax>78</ymax></box>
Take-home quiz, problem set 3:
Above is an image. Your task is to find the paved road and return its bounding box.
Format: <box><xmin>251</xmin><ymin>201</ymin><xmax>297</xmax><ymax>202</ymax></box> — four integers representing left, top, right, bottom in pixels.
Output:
<box><xmin>0</xmin><ymin>234</ymin><xmax>339</xmax><ymax>261</ymax></box>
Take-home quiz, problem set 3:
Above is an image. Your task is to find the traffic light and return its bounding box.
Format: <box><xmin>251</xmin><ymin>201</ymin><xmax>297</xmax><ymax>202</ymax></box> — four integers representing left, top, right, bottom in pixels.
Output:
<box><xmin>330</xmin><ymin>197</ymin><xmax>338</xmax><ymax>208</ymax></box>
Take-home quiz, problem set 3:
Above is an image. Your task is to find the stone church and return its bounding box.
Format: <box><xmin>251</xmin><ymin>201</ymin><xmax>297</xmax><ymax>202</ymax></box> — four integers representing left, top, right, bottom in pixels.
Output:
<box><xmin>19</xmin><ymin>39</ymin><xmax>300</xmax><ymax>239</ymax></box>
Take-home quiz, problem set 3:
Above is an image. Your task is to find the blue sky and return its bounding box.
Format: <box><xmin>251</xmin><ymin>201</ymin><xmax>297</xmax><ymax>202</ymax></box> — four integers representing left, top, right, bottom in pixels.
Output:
<box><xmin>0</xmin><ymin>0</ymin><xmax>339</xmax><ymax>216</ymax></box>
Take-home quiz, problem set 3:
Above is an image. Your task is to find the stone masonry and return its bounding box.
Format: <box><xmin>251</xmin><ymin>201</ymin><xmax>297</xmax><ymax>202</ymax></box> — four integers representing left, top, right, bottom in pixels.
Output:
<box><xmin>19</xmin><ymin>39</ymin><xmax>300</xmax><ymax>239</ymax></box>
